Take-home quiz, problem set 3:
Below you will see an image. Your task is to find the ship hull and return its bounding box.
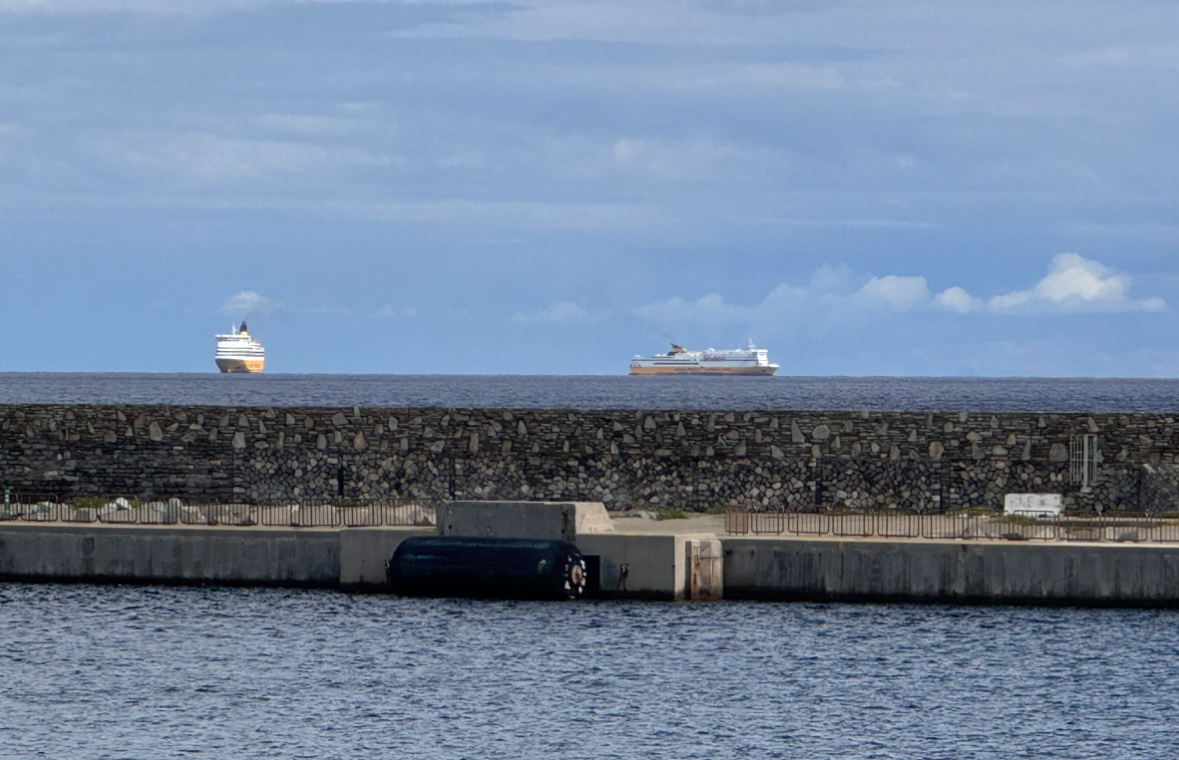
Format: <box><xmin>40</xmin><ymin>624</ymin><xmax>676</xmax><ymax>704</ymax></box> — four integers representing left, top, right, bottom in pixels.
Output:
<box><xmin>629</xmin><ymin>365</ymin><xmax>777</xmax><ymax>376</ymax></box>
<box><xmin>216</xmin><ymin>358</ymin><xmax>265</xmax><ymax>374</ymax></box>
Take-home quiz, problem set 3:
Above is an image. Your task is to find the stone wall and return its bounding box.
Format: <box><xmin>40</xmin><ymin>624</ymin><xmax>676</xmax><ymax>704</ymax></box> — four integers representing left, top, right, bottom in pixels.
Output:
<box><xmin>3</xmin><ymin>404</ymin><xmax>1179</xmax><ymax>513</ymax></box>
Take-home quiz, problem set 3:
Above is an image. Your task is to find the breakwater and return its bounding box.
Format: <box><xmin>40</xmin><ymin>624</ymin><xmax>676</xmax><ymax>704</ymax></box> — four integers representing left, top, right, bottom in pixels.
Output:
<box><xmin>7</xmin><ymin>521</ymin><xmax>1179</xmax><ymax>606</ymax></box>
<box><xmin>4</xmin><ymin>404</ymin><xmax>1179</xmax><ymax>513</ymax></box>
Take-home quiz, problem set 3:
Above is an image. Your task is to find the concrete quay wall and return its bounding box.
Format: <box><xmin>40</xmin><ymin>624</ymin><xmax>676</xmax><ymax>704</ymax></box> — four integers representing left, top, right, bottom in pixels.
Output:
<box><xmin>7</xmin><ymin>522</ymin><xmax>1179</xmax><ymax>606</ymax></box>
<box><xmin>723</xmin><ymin>538</ymin><xmax>1179</xmax><ymax>606</ymax></box>
<box><xmin>0</xmin><ymin>523</ymin><xmax>697</xmax><ymax>599</ymax></box>
<box><xmin>5</xmin><ymin>403</ymin><xmax>1179</xmax><ymax>513</ymax></box>
<box><xmin>0</xmin><ymin>524</ymin><xmax>430</xmax><ymax>590</ymax></box>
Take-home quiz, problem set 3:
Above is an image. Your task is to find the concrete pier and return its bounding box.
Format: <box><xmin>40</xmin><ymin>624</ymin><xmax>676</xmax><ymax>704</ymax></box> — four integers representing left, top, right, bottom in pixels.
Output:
<box><xmin>723</xmin><ymin>537</ymin><xmax>1179</xmax><ymax>606</ymax></box>
<box><xmin>6</xmin><ymin>514</ymin><xmax>1179</xmax><ymax>606</ymax></box>
<box><xmin>0</xmin><ymin>523</ymin><xmax>429</xmax><ymax>590</ymax></box>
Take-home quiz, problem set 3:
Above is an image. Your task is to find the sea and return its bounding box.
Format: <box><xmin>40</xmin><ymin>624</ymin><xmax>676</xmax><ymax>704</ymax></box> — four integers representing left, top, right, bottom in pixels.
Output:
<box><xmin>1</xmin><ymin>584</ymin><xmax>1177</xmax><ymax>759</ymax></box>
<box><xmin>4</xmin><ymin>373</ymin><xmax>1179</xmax><ymax>759</ymax></box>
<box><xmin>2</xmin><ymin>372</ymin><xmax>1179</xmax><ymax>411</ymax></box>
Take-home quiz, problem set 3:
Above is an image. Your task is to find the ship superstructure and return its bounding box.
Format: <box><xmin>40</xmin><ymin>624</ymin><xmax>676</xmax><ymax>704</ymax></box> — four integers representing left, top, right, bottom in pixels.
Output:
<box><xmin>630</xmin><ymin>342</ymin><xmax>778</xmax><ymax>375</ymax></box>
<box><xmin>215</xmin><ymin>321</ymin><xmax>265</xmax><ymax>373</ymax></box>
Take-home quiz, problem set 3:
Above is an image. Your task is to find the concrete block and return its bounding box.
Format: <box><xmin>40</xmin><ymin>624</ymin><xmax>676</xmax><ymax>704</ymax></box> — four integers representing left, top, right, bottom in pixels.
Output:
<box><xmin>437</xmin><ymin>501</ymin><xmax>614</xmax><ymax>541</ymax></box>
<box><xmin>686</xmin><ymin>537</ymin><xmax>724</xmax><ymax>601</ymax></box>
<box><xmin>570</xmin><ymin>502</ymin><xmax>614</xmax><ymax>534</ymax></box>
<box><xmin>576</xmin><ymin>532</ymin><xmax>716</xmax><ymax>600</ymax></box>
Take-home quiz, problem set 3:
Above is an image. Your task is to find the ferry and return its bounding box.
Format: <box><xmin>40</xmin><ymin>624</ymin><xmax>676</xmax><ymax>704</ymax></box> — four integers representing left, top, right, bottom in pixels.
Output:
<box><xmin>629</xmin><ymin>342</ymin><xmax>778</xmax><ymax>376</ymax></box>
<box><xmin>215</xmin><ymin>321</ymin><xmax>265</xmax><ymax>373</ymax></box>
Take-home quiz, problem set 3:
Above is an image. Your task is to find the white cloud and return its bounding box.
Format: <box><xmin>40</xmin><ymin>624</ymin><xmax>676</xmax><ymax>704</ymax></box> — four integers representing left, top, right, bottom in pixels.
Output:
<box><xmin>221</xmin><ymin>290</ymin><xmax>279</xmax><ymax>317</ymax></box>
<box><xmin>0</xmin><ymin>0</ymin><xmax>257</xmax><ymax>13</ymax></box>
<box><xmin>375</xmin><ymin>304</ymin><xmax>419</xmax><ymax>319</ymax></box>
<box><xmin>634</xmin><ymin>265</ymin><xmax>933</xmax><ymax>334</ymax></box>
<box><xmin>337</xmin><ymin>101</ymin><xmax>384</xmax><ymax>114</ymax></box>
<box><xmin>102</xmin><ymin>132</ymin><xmax>396</xmax><ymax>183</ymax></box>
<box><xmin>612</xmin><ymin>139</ymin><xmax>641</xmax><ymax>165</ymax></box>
<box><xmin>253</xmin><ymin>113</ymin><xmax>366</xmax><ymax>136</ymax></box>
<box><xmin>635</xmin><ymin>253</ymin><xmax>1165</xmax><ymax>336</ymax></box>
<box><xmin>633</xmin><ymin>292</ymin><xmax>749</xmax><ymax>325</ymax></box>
<box><xmin>988</xmin><ymin>253</ymin><xmax>1165</xmax><ymax>313</ymax></box>
<box><xmin>610</xmin><ymin>62</ymin><xmax>845</xmax><ymax>92</ymax></box>
<box><xmin>934</xmin><ymin>286</ymin><xmax>983</xmax><ymax>314</ymax></box>
<box><xmin>437</xmin><ymin>151</ymin><xmax>487</xmax><ymax>169</ymax></box>
<box><xmin>1060</xmin><ymin>43</ymin><xmax>1179</xmax><ymax>69</ymax></box>
<box><xmin>0</xmin><ymin>0</ymin><xmax>381</xmax><ymax>13</ymax></box>
<box><xmin>609</xmin><ymin>135</ymin><xmax>772</xmax><ymax>182</ymax></box>
<box><xmin>854</xmin><ymin>275</ymin><xmax>930</xmax><ymax>310</ymax></box>
<box><xmin>511</xmin><ymin>300</ymin><xmax>595</xmax><ymax>323</ymax></box>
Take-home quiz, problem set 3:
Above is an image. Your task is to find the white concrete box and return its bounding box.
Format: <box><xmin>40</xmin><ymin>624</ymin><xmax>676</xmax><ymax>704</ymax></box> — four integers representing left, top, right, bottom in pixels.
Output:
<box><xmin>437</xmin><ymin>501</ymin><xmax>614</xmax><ymax>541</ymax></box>
<box><xmin>1004</xmin><ymin>493</ymin><xmax>1063</xmax><ymax>517</ymax></box>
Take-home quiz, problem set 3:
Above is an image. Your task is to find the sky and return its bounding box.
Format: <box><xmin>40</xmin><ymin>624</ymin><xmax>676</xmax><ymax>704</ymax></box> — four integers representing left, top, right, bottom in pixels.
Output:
<box><xmin>1</xmin><ymin>0</ymin><xmax>1177</xmax><ymax>376</ymax></box>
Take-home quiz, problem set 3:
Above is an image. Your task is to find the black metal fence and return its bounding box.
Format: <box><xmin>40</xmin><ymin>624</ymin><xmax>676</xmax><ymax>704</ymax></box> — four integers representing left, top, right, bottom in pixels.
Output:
<box><xmin>724</xmin><ymin>508</ymin><xmax>1179</xmax><ymax>543</ymax></box>
<box><xmin>0</xmin><ymin>493</ymin><xmax>438</xmax><ymax>528</ymax></box>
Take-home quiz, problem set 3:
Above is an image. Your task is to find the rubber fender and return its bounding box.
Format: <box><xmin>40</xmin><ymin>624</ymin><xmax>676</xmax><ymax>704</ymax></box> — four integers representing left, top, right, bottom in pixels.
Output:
<box><xmin>387</xmin><ymin>536</ymin><xmax>588</xmax><ymax>601</ymax></box>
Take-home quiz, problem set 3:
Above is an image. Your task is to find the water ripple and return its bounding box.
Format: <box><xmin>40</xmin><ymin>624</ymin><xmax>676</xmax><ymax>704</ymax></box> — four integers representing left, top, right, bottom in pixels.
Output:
<box><xmin>2</xmin><ymin>584</ymin><xmax>1179</xmax><ymax>758</ymax></box>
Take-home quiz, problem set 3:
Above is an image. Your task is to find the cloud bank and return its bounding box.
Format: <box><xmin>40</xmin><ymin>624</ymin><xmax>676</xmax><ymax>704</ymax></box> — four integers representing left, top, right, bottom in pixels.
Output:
<box><xmin>635</xmin><ymin>254</ymin><xmax>1165</xmax><ymax>334</ymax></box>
<box><xmin>511</xmin><ymin>300</ymin><xmax>596</xmax><ymax>324</ymax></box>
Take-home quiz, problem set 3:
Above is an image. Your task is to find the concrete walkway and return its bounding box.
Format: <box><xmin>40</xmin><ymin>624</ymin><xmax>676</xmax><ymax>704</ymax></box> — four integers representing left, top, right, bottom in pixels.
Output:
<box><xmin>615</xmin><ymin>513</ymin><xmax>1179</xmax><ymax>547</ymax></box>
<box><xmin>609</xmin><ymin>515</ymin><xmax>725</xmax><ymax>535</ymax></box>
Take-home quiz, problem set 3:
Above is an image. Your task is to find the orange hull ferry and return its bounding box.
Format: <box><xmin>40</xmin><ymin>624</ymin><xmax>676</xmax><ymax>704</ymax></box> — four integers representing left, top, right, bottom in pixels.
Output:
<box><xmin>215</xmin><ymin>321</ymin><xmax>265</xmax><ymax>373</ymax></box>
<box><xmin>630</xmin><ymin>342</ymin><xmax>778</xmax><ymax>376</ymax></box>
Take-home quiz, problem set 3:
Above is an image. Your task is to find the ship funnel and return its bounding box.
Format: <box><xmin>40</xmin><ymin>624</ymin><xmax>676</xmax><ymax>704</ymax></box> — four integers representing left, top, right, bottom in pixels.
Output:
<box><xmin>239</xmin><ymin>320</ymin><xmax>248</xmax><ymax>334</ymax></box>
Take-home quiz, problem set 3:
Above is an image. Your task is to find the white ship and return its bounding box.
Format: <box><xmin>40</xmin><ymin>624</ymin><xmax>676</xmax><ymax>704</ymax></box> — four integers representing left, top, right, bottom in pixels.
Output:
<box><xmin>215</xmin><ymin>321</ymin><xmax>265</xmax><ymax>373</ymax></box>
<box><xmin>630</xmin><ymin>342</ymin><xmax>778</xmax><ymax>376</ymax></box>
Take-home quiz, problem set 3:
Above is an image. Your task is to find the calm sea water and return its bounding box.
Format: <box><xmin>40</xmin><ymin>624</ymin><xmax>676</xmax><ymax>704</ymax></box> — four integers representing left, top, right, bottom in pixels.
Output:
<box><xmin>2</xmin><ymin>372</ymin><xmax>1179</xmax><ymax>411</ymax></box>
<box><xmin>1</xmin><ymin>583</ymin><xmax>1177</xmax><ymax>759</ymax></box>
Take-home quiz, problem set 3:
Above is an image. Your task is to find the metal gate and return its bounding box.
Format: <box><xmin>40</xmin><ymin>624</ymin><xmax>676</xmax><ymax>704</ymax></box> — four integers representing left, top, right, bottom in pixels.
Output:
<box><xmin>1070</xmin><ymin>434</ymin><xmax>1098</xmax><ymax>488</ymax></box>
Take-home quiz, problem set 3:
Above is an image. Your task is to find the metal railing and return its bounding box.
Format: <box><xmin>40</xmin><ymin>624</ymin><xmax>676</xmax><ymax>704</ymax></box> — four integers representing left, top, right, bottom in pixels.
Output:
<box><xmin>723</xmin><ymin>507</ymin><xmax>1179</xmax><ymax>544</ymax></box>
<box><xmin>0</xmin><ymin>494</ymin><xmax>438</xmax><ymax>529</ymax></box>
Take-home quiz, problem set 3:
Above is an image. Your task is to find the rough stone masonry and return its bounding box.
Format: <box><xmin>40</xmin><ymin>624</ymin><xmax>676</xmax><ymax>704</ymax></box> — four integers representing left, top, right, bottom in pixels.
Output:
<box><xmin>3</xmin><ymin>404</ymin><xmax>1179</xmax><ymax>513</ymax></box>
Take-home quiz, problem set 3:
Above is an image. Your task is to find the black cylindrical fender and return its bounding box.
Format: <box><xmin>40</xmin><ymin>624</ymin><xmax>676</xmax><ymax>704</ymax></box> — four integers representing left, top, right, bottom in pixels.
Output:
<box><xmin>387</xmin><ymin>536</ymin><xmax>587</xmax><ymax>600</ymax></box>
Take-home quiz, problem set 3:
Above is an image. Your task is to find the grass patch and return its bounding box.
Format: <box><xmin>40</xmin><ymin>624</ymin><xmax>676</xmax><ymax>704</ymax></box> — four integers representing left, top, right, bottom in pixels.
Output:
<box><xmin>991</xmin><ymin>514</ymin><xmax>1041</xmax><ymax>526</ymax></box>
<box><xmin>69</xmin><ymin>496</ymin><xmax>115</xmax><ymax>510</ymax></box>
<box><xmin>655</xmin><ymin>507</ymin><xmax>690</xmax><ymax>521</ymax></box>
<box><xmin>945</xmin><ymin>508</ymin><xmax>996</xmax><ymax>517</ymax></box>
<box><xmin>1058</xmin><ymin>519</ymin><xmax>1163</xmax><ymax>530</ymax></box>
<box><xmin>704</xmin><ymin>504</ymin><xmax>727</xmax><ymax>516</ymax></box>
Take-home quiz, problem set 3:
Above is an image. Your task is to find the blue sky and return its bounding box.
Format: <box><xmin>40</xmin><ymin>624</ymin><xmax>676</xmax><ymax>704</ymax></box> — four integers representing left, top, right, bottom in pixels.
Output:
<box><xmin>1</xmin><ymin>0</ymin><xmax>1177</xmax><ymax>375</ymax></box>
